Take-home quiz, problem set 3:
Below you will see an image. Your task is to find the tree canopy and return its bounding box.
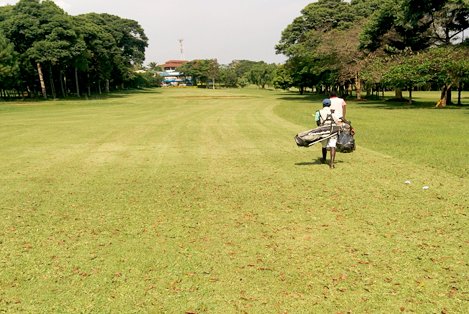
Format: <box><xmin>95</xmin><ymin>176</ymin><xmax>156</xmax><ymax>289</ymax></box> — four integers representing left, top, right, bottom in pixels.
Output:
<box><xmin>276</xmin><ymin>0</ymin><xmax>469</xmax><ymax>104</ymax></box>
<box><xmin>0</xmin><ymin>0</ymin><xmax>149</xmax><ymax>99</ymax></box>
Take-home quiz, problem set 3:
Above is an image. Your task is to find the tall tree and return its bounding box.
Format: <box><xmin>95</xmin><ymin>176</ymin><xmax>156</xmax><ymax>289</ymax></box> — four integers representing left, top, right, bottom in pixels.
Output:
<box><xmin>80</xmin><ymin>13</ymin><xmax>148</xmax><ymax>89</ymax></box>
<box><xmin>2</xmin><ymin>0</ymin><xmax>79</xmax><ymax>98</ymax></box>
<box><xmin>0</xmin><ymin>31</ymin><xmax>19</xmax><ymax>97</ymax></box>
<box><xmin>429</xmin><ymin>0</ymin><xmax>469</xmax><ymax>44</ymax></box>
<box><xmin>276</xmin><ymin>0</ymin><xmax>355</xmax><ymax>57</ymax></box>
<box><xmin>0</xmin><ymin>1</ymin><xmax>149</xmax><ymax>98</ymax></box>
<box><xmin>276</xmin><ymin>0</ymin><xmax>381</xmax><ymax>94</ymax></box>
<box><xmin>360</xmin><ymin>0</ymin><xmax>469</xmax><ymax>103</ymax></box>
<box><xmin>360</xmin><ymin>0</ymin><xmax>469</xmax><ymax>51</ymax></box>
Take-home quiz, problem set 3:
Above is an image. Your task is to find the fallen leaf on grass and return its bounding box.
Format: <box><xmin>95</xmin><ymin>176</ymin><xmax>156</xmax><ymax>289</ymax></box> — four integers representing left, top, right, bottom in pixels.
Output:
<box><xmin>448</xmin><ymin>286</ymin><xmax>458</xmax><ymax>298</ymax></box>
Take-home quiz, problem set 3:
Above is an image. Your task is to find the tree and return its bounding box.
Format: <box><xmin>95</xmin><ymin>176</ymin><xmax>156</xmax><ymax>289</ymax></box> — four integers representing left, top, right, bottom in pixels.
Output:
<box><xmin>360</xmin><ymin>0</ymin><xmax>469</xmax><ymax>103</ymax></box>
<box><xmin>0</xmin><ymin>0</ymin><xmax>149</xmax><ymax>99</ymax></box>
<box><xmin>78</xmin><ymin>13</ymin><xmax>148</xmax><ymax>90</ymax></box>
<box><xmin>147</xmin><ymin>62</ymin><xmax>162</xmax><ymax>72</ymax></box>
<box><xmin>276</xmin><ymin>0</ymin><xmax>355</xmax><ymax>57</ymax></box>
<box><xmin>381</xmin><ymin>55</ymin><xmax>432</xmax><ymax>103</ymax></box>
<box><xmin>407</xmin><ymin>0</ymin><xmax>469</xmax><ymax>45</ymax></box>
<box><xmin>315</xmin><ymin>21</ymin><xmax>370</xmax><ymax>99</ymax></box>
<box><xmin>360</xmin><ymin>0</ymin><xmax>434</xmax><ymax>54</ymax></box>
<box><xmin>276</xmin><ymin>0</ymin><xmax>382</xmax><ymax>94</ymax></box>
<box><xmin>419</xmin><ymin>45</ymin><xmax>469</xmax><ymax>106</ymax></box>
<box><xmin>2</xmin><ymin>0</ymin><xmax>45</xmax><ymax>97</ymax></box>
<box><xmin>73</xmin><ymin>14</ymin><xmax>116</xmax><ymax>95</ymax></box>
<box><xmin>0</xmin><ymin>31</ymin><xmax>19</xmax><ymax>97</ymax></box>
<box><xmin>272</xmin><ymin>64</ymin><xmax>293</xmax><ymax>90</ymax></box>
<box><xmin>218</xmin><ymin>65</ymin><xmax>238</xmax><ymax>88</ymax></box>
<box><xmin>246</xmin><ymin>62</ymin><xmax>276</xmax><ymax>89</ymax></box>
<box><xmin>178</xmin><ymin>59</ymin><xmax>219</xmax><ymax>88</ymax></box>
<box><xmin>1</xmin><ymin>0</ymin><xmax>80</xmax><ymax>98</ymax></box>
<box><xmin>360</xmin><ymin>0</ymin><xmax>469</xmax><ymax>51</ymax></box>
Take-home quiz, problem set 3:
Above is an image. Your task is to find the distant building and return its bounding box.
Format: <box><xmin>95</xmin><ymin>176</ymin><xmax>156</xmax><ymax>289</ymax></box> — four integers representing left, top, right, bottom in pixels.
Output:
<box><xmin>161</xmin><ymin>60</ymin><xmax>188</xmax><ymax>72</ymax></box>
<box><xmin>158</xmin><ymin>60</ymin><xmax>191</xmax><ymax>86</ymax></box>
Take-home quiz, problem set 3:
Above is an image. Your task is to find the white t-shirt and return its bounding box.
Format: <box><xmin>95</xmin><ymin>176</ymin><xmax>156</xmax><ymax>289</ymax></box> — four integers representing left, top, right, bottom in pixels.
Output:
<box><xmin>330</xmin><ymin>97</ymin><xmax>346</xmax><ymax>118</ymax></box>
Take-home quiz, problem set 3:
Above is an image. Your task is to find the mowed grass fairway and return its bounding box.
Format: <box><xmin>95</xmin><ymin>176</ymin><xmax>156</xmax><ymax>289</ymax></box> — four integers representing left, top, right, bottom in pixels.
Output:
<box><xmin>0</xmin><ymin>88</ymin><xmax>467</xmax><ymax>313</ymax></box>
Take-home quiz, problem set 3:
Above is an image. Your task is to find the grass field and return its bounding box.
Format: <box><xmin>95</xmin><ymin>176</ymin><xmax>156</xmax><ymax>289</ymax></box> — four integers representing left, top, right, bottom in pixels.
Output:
<box><xmin>0</xmin><ymin>88</ymin><xmax>468</xmax><ymax>313</ymax></box>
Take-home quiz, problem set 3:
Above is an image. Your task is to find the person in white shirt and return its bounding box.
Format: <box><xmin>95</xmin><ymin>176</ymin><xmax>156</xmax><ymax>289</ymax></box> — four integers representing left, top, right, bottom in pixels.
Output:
<box><xmin>329</xmin><ymin>91</ymin><xmax>346</xmax><ymax>120</ymax></box>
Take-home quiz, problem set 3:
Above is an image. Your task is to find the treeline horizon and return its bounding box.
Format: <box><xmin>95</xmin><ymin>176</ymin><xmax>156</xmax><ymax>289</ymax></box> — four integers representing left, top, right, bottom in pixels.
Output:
<box><xmin>0</xmin><ymin>0</ymin><xmax>468</xmax><ymax>104</ymax></box>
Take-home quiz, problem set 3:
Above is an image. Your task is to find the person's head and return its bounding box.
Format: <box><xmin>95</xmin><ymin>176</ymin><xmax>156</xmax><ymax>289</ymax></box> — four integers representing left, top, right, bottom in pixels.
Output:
<box><xmin>330</xmin><ymin>91</ymin><xmax>338</xmax><ymax>98</ymax></box>
<box><xmin>322</xmin><ymin>98</ymin><xmax>331</xmax><ymax>107</ymax></box>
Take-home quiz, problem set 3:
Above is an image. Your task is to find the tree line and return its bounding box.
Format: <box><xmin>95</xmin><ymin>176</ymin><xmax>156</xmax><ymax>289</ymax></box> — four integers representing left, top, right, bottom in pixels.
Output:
<box><xmin>0</xmin><ymin>0</ymin><xmax>150</xmax><ymax>99</ymax></box>
<box><xmin>0</xmin><ymin>0</ymin><xmax>281</xmax><ymax>97</ymax></box>
<box><xmin>275</xmin><ymin>0</ymin><xmax>469</xmax><ymax>105</ymax></box>
<box><xmin>175</xmin><ymin>59</ymin><xmax>278</xmax><ymax>89</ymax></box>
<box><xmin>1</xmin><ymin>0</ymin><xmax>468</xmax><ymax>104</ymax></box>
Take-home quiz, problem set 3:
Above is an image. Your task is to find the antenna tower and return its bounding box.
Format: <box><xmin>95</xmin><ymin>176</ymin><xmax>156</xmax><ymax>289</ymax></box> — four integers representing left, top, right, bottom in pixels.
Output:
<box><xmin>178</xmin><ymin>39</ymin><xmax>184</xmax><ymax>60</ymax></box>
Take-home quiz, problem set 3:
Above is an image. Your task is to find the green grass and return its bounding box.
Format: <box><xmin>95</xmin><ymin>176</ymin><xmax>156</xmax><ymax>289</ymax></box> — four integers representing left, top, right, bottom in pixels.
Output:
<box><xmin>0</xmin><ymin>88</ymin><xmax>468</xmax><ymax>313</ymax></box>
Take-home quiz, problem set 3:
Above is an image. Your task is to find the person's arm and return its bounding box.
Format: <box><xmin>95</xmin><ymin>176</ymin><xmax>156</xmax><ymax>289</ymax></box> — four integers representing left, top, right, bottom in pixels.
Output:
<box><xmin>342</xmin><ymin>100</ymin><xmax>347</xmax><ymax>119</ymax></box>
<box><xmin>314</xmin><ymin>111</ymin><xmax>321</xmax><ymax>126</ymax></box>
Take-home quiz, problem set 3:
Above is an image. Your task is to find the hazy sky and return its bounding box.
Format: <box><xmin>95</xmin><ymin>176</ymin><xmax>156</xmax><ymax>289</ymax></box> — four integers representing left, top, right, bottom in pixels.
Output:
<box><xmin>0</xmin><ymin>0</ymin><xmax>314</xmax><ymax>65</ymax></box>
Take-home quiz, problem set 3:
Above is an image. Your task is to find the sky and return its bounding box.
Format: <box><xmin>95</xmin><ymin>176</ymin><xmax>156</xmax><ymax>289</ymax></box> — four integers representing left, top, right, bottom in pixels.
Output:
<box><xmin>0</xmin><ymin>0</ymin><xmax>314</xmax><ymax>65</ymax></box>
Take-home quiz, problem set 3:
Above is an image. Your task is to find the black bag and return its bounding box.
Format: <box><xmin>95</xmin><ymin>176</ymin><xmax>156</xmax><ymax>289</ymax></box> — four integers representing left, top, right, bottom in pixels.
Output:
<box><xmin>336</xmin><ymin>132</ymin><xmax>355</xmax><ymax>153</ymax></box>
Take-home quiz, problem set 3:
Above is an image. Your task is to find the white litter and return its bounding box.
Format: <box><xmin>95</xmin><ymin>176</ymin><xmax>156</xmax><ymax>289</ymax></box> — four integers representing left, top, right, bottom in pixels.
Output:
<box><xmin>422</xmin><ymin>186</ymin><xmax>429</xmax><ymax>190</ymax></box>
<box><xmin>404</xmin><ymin>180</ymin><xmax>411</xmax><ymax>184</ymax></box>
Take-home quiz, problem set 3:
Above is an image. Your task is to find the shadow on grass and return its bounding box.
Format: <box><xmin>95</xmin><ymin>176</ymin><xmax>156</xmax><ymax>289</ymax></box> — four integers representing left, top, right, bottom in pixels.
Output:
<box><xmin>0</xmin><ymin>88</ymin><xmax>162</xmax><ymax>103</ymax></box>
<box><xmin>275</xmin><ymin>91</ymin><xmax>469</xmax><ymax>111</ymax></box>
<box><xmin>57</xmin><ymin>88</ymin><xmax>163</xmax><ymax>102</ymax></box>
<box><xmin>352</xmin><ymin>98</ymin><xmax>469</xmax><ymax>111</ymax></box>
<box><xmin>295</xmin><ymin>157</ymin><xmax>344</xmax><ymax>166</ymax></box>
<box><xmin>276</xmin><ymin>93</ymin><xmax>325</xmax><ymax>104</ymax></box>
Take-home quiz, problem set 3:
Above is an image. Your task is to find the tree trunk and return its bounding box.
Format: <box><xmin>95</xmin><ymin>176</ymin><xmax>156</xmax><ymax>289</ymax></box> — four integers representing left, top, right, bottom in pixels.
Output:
<box><xmin>447</xmin><ymin>86</ymin><xmax>452</xmax><ymax>105</ymax></box>
<box><xmin>458</xmin><ymin>81</ymin><xmax>462</xmax><ymax>106</ymax></box>
<box><xmin>98</xmin><ymin>79</ymin><xmax>102</xmax><ymax>95</ymax></box>
<box><xmin>87</xmin><ymin>73</ymin><xmax>91</xmax><ymax>97</ymax></box>
<box><xmin>394</xmin><ymin>88</ymin><xmax>402</xmax><ymax>99</ymax></box>
<box><xmin>436</xmin><ymin>84</ymin><xmax>452</xmax><ymax>108</ymax></box>
<box><xmin>408</xmin><ymin>87</ymin><xmax>412</xmax><ymax>104</ymax></box>
<box><xmin>37</xmin><ymin>62</ymin><xmax>47</xmax><ymax>99</ymax></box>
<box><xmin>75</xmin><ymin>67</ymin><xmax>80</xmax><ymax>97</ymax></box>
<box><xmin>355</xmin><ymin>73</ymin><xmax>362</xmax><ymax>100</ymax></box>
<box><xmin>59</xmin><ymin>71</ymin><xmax>65</xmax><ymax>98</ymax></box>
<box><xmin>105</xmin><ymin>79</ymin><xmax>110</xmax><ymax>93</ymax></box>
<box><xmin>49</xmin><ymin>64</ymin><xmax>56</xmax><ymax>99</ymax></box>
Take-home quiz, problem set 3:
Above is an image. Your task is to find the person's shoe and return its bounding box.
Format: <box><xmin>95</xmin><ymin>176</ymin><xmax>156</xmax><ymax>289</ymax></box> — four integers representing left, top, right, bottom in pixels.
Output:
<box><xmin>329</xmin><ymin>163</ymin><xmax>335</xmax><ymax>169</ymax></box>
<box><xmin>320</xmin><ymin>158</ymin><xmax>326</xmax><ymax>164</ymax></box>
